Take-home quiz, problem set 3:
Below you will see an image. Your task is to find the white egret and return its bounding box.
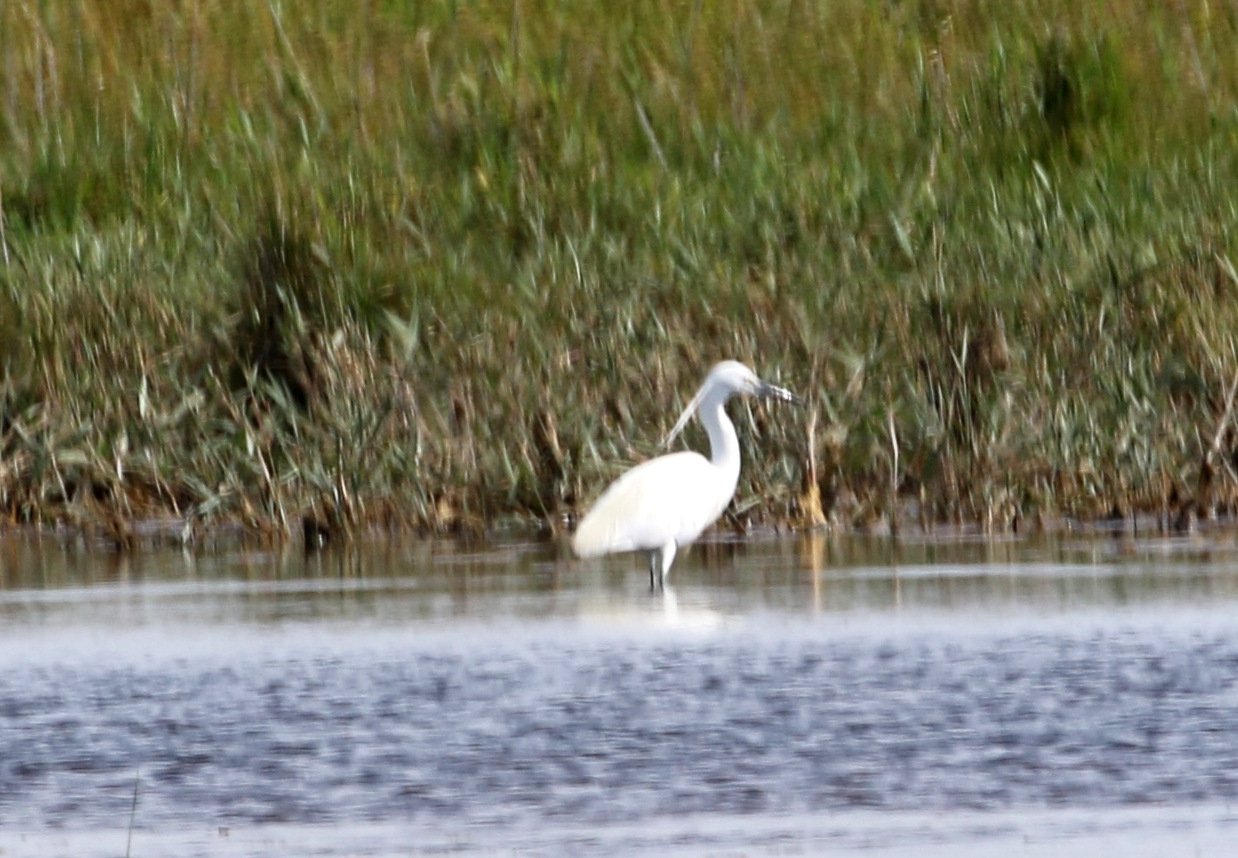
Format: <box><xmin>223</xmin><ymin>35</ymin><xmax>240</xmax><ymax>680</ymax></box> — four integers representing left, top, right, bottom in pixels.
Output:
<box><xmin>572</xmin><ymin>360</ymin><xmax>801</xmax><ymax>590</ymax></box>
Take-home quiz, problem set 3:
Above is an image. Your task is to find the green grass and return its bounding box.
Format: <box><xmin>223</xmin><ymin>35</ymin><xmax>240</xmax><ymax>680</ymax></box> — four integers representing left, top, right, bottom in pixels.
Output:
<box><xmin>3</xmin><ymin>0</ymin><xmax>1238</xmax><ymax>544</ymax></box>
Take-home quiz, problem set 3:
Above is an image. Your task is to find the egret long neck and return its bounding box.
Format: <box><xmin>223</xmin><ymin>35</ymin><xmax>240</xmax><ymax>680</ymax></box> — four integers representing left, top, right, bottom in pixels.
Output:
<box><xmin>698</xmin><ymin>394</ymin><xmax>742</xmax><ymax>486</ymax></box>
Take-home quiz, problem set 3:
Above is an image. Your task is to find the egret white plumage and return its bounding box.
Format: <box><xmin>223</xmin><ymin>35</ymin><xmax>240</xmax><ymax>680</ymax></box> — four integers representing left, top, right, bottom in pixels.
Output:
<box><xmin>572</xmin><ymin>360</ymin><xmax>801</xmax><ymax>589</ymax></box>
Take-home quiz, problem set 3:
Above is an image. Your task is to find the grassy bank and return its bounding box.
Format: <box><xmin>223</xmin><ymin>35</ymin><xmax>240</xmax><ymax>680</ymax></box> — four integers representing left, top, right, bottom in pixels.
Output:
<box><xmin>2</xmin><ymin>0</ymin><xmax>1238</xmax><ymax>545</ymax></box>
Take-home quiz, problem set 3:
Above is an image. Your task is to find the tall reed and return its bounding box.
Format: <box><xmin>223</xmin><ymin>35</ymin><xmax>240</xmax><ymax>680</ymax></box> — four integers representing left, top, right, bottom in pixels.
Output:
<box><xmin>2</xmin><ymin>1</ymin><xmax>1237</xmax><ymax>541</ymax></box>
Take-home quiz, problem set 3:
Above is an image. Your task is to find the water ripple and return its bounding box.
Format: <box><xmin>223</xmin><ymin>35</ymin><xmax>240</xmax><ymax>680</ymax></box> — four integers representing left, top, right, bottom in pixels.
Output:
<box><xmin>3</xmin><ymin>620</ymin><xmax>1238</xmax><ymax>832</ymax></box>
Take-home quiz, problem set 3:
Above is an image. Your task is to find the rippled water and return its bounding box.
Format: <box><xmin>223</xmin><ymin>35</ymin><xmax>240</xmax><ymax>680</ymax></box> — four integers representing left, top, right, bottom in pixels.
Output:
<box><xmin>3</xmin><ymin>531</ymin><xmax>1238</xmax><ymax>856</ymax></box>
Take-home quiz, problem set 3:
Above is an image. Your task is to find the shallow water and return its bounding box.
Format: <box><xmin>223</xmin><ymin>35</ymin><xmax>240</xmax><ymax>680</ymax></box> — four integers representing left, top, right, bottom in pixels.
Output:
<box><xmin>3</xmin><ymin>530</ymin><xmax>1238</xmax><ymax>856</ymax></box>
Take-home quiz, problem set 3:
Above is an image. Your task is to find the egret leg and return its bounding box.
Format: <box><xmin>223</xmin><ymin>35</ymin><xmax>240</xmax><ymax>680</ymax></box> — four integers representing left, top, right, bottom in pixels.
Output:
<box><xmin>648</xmin><ymin>541</ymin><xmax>677</xmax><ymax>591</ymax></box>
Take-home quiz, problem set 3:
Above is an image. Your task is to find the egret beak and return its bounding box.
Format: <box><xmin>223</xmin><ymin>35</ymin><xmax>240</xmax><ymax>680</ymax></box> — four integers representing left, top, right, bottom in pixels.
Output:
<box><xmin>759</xmin><ymin>382</ymin><xmax>804</xmax><ymax>406</ymax></box>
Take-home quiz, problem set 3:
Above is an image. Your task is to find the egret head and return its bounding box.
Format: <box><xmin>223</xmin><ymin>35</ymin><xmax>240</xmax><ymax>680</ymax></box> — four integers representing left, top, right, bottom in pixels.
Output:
<box><xmin>664</xmin><ymin>360</ymin><xmax>802</xmax><ymax>447</ymax></box>
<box><xmin>706</xmin><ymin>360</ymin><xmax>763</xmax><ymax>396</ymax></box>
<box><xmin>705</xmin><ymin>360</ymin><xmax>801</xmax><ymax>402</ymax></box>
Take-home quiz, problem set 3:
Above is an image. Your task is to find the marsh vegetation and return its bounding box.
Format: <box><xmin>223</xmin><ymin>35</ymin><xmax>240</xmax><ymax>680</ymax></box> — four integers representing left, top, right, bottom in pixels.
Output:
<box><xmin>2</xmin><ymin>1</ymin><xmax>1238</xmax><ymax>543</ymax></box>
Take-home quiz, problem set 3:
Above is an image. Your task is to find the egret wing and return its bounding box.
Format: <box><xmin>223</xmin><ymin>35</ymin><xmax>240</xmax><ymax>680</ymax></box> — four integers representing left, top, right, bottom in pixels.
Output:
<box><xmin>572</xmin><ymin>451</ymin><xmax>729</xmax><ymax>557</ymax></box>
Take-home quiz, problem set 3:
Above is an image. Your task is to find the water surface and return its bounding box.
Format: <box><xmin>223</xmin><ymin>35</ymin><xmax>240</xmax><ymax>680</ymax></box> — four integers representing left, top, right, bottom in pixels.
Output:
<box><xmin>2</xmin><ymin>530</ymin><xmax>1238</xmax><ymax>856</ymax></box>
